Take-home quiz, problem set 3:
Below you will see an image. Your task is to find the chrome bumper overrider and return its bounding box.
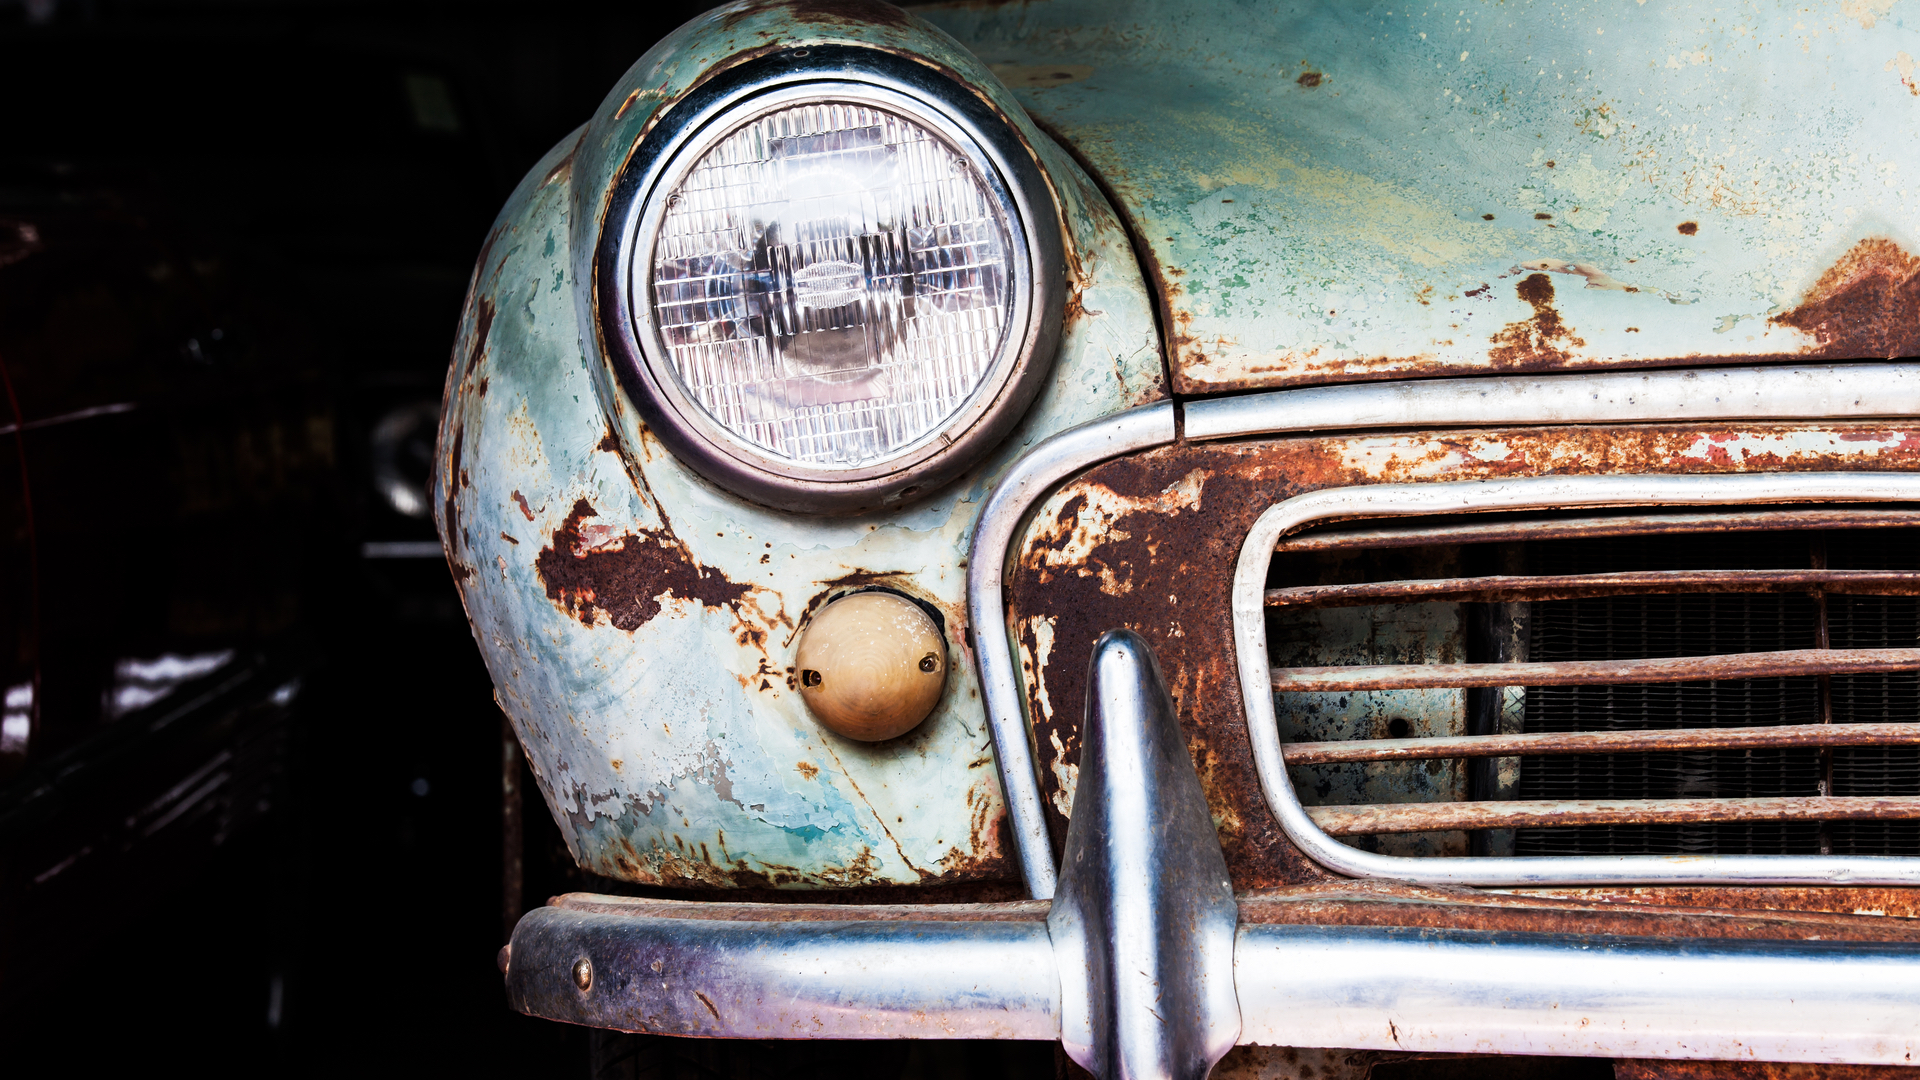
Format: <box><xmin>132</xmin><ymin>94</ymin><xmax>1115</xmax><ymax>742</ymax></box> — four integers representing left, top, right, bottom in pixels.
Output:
<box><xmin>507</xmin><ymin>632</ymin><xmax>1920</xmax><ymax>1075</ymax></box>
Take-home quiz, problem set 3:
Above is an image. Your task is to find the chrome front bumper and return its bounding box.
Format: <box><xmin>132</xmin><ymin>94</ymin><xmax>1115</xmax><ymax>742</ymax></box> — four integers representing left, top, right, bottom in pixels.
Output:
<box><xmin>505</xmin><ymin>632</ymin><xmax>1920</xmax><ymax>1076</ymax></box>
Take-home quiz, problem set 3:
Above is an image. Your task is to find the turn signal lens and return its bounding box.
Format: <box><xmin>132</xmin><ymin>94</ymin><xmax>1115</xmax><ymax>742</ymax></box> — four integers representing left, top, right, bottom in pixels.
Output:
<box><xmin>649</xmin><ymin>99</ymin><xmax>1016</xmax><ymax>471</ymax></box>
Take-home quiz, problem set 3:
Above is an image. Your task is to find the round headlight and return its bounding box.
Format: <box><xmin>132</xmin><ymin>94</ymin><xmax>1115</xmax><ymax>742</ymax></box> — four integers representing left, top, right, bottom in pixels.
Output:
<box><xmin>599</xmin><ymin>50</ymin><xmax>1064</xmax><ymax>513</ymax></box>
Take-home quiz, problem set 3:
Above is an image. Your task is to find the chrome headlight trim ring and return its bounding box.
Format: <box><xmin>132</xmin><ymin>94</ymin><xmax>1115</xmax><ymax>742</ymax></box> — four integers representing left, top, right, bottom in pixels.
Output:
<box><xmin>595</xmin><ymin>46</ymin><xmax>1066</xmax><ymax>514</ymax></box>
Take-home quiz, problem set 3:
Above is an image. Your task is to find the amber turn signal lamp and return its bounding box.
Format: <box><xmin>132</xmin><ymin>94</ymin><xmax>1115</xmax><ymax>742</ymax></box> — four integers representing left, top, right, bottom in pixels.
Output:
<box><xmin>795</xmin><ymin>592</ymin><xmax>947</xmax><ymax>742</ymax></box>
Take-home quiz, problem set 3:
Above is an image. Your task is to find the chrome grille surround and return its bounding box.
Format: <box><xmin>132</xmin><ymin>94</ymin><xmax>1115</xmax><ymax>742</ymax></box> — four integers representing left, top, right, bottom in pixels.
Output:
<box><xmin>1232</xmin><ymin>473</ymin><xmax>1920</xmax><ymax>887</ymax></box>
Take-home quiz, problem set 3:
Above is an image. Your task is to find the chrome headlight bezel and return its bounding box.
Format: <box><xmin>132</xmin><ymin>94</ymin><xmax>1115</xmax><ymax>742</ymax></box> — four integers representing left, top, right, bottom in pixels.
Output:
<box><xmin>595</xmin><ymin>45</ymin><xmax>1065</xmax><ymax>514</ymax></box>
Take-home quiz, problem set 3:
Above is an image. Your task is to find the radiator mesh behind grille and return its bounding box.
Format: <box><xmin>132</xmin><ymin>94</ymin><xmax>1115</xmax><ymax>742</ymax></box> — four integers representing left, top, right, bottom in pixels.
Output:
<box><xmin>1516</xmin><ymin>533</ymin><xmax>1828</xmax><ymax>856</ymax></box>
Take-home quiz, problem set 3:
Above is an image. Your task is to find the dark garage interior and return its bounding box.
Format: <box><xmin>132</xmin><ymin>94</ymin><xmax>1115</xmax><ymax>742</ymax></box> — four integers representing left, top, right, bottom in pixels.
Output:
<box><xmin>0</xmin><ymin>1</ymin><xmax>718</xmax><ymax>1072</ymax></box>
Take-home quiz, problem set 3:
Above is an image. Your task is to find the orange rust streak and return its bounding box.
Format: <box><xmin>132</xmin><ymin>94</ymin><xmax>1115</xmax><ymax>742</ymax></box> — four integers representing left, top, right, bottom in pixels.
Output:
<box><xmin>1265</xmin><ymin>569</ymin><xmax>1920</xmax><ymax>607</ymax></box>
<box><xmin>1272</xmin><ymin>648</ymin><xmax>1920</xmax><ymax>691</ymax></box>
<box><xmin>1309</xmin><ymin>795</ymin><xmax>1920</xmax><ymax>836</ymax></box>
<box><xmin>1283</xmin><ymin>722</ymin><xmax>1920</xmax><ymax>765</ymax></box>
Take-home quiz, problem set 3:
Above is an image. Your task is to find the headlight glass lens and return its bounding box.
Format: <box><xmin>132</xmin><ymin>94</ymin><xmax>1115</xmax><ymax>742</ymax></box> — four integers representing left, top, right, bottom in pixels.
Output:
<box><xmin>650</xmin><ymin>99</ymin><xmax>1017</xmax><ymax>471</ymax></box>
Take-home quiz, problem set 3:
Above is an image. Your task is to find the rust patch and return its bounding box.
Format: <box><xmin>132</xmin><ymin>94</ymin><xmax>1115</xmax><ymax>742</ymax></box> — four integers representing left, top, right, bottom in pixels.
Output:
<box><xmin>597</xmin><ymin>427</ymin><xmax>620</xmax><ymax>453</ymax></box>
<box><xmin>1487</xmin><ymin>272</ymin><xmax>1584</xmax><ymax>368</ymax></box>
<box><xmin>1513</xmin><ymin>886</ymin><xmax>1920</xmax><ymax>921</ymax></box>
<box><xmin>1012</xmin><ymin>423</ymin><xmax>1920</xmax><ymax>888</ymax></box>
<box><xmin>613</xmin><ymin>87</ymin><xmax>644</xmax><ymax>120</ymax></box>
<box><xmin>444</xmin><ymin>426</ymin><xmax>464</xmax><ymax>556</ymax></box>
<box><xmin>1296</xmin><ymin>71</ymin><xmax>1323</xmax><ymax>87</ymax></box>
<box><xmin>500</xmin><ymin>531</ymin><xmax>518</xmax><ymax>545</ymax></box>
<box><xmin>1618</xmin><ymin>1062</ymin><xmax>1918</xmax><ymax>1079</ymax></box>
<box><xmin>795</xmin><ymin>761</ymin><xmax>819</xmax><ymax>780</ymax></box>
<box><xmin>512</xmin><ymin>490</ymin><xmax>534</xmax><ymax>521</ymax></box>
<box><xmin>1238</xmin><ymin>880</ymin><xmax>1920</xmax><ymax>944</ymax></box>
<box><xmin>477</xmin><ymin>376</ymin><xmax>488</xmax><ymax>397</ymax></box>
<box><xmin>535</xmin><ymin>499</ymin><xmax>749</xmax><ymax>632</ymax></box>
<box><xmin>1677</xmin><ymin>220</ymin><xmax>1699</xmax><ymax>235</ymax></box>
<box><xmin>465</xmin><ymin>296</ymin><xmax>495</xmax><ymax>376</ymax></box>
<box><xmin>1772</xmin><ymin>237</ymin><xmax>1920</xmax><ymax>358</ymax></box>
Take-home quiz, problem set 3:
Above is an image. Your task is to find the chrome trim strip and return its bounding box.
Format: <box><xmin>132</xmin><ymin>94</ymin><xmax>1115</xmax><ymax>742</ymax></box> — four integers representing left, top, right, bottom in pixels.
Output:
<box><xmin>1235</xmin><ymin>923</ymin><xmax>1920</xmax><ymax>1063</ymax></box>
<box><xmin>971</xmin><ymin>364</ymin><xmax>1918</xmax><ymax>897</ymax></box>
<box><xmin>967</xmin><ymin>401</ymin><xmax>1178</xmax><ymax>899</ymax></box>
<box><xmin>506</xmin><ymin>894</ymin><xmax>1920</xmax><ymax>1062</ymax></box>
<box><xmin>1232</xmin><ymin>472</ymin><xmax>1920</xmax><ymax>886</ymax></box>
<box><xmin>1184</xmin><ymin>362</ymin><xmax>1920</xmax><ymax>441</ymax></box>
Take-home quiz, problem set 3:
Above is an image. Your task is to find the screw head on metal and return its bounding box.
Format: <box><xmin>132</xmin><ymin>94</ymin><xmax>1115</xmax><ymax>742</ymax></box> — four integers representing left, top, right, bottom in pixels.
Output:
<box><xmin>572</xmin><ymin>956</ymin><xmax>593</xmax><ymax>992</ymax></box>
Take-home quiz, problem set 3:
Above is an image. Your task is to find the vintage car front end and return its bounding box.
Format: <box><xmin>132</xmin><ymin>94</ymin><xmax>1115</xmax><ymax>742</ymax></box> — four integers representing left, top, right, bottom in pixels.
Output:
<box><xmin>438</xmin><ymin>1</ymin><xmax>1920</xmax><ymax>1075</ymax></box>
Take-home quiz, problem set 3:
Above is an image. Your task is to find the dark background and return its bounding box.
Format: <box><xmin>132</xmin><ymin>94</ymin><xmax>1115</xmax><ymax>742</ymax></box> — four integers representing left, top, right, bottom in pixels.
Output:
<box><xmin>0</xmin><ymin>0</ymin><xmax>714</xmax><ymax>1073</ymax></box>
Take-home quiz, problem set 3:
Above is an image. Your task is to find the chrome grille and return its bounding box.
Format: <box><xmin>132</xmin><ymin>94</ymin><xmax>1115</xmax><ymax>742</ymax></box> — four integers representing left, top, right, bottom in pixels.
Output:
<box><xmin>1266</xmin><ymin>520</ymin><xmax>1920</xmax><ymax>859</ymax></box>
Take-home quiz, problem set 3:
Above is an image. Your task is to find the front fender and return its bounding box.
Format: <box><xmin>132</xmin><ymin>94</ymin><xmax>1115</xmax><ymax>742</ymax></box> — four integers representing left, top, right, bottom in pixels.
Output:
<box><xmin>433</xmin><ymin>0</ymin><xmax>1164</xmax><ymax>889</ymax></box>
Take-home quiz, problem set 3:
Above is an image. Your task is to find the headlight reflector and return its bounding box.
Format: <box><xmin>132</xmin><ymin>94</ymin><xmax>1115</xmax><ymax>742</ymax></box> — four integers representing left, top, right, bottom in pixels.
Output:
<box><xmin>651</xmin><ymin>99</ymin><xmax>1016</xmax><ymax>471</ymax></box>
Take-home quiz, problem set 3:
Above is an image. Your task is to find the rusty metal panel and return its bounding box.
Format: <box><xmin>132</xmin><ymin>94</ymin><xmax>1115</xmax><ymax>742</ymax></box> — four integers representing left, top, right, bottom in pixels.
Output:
<box><xmin>1285</xmin><ymin>722</ymin><xmax>1920</xmax><ymax>765</ymax></box>
<box><xmin>1006</xmin><ymin>421</ymin><xmax>1920</xmax><ymax>888</ymax></box>
<box><xmin>434</xmin><ymin>3</ymin><xmax>1165</xmax><ymax>888</ymax></box>
<box><xmin>1272</xmin><ymin>647</ymin><xmax>1920</xmax><ymax>691</ymax></box>
<box><xmin>1268</xmin><ymin>569</ymin><xmax>1920</xmax><ymax>607</ymax></box>
<box><xmin>1309</xmin><ymin>795</ymin><xmax>1920</xmax><ymax>837</ymax></box>
<box><xmin>921</xmin><ymin>0</ymin><xmax>1920</xmax><ymax>391</ymax></box>
<box><xmin>1268</xmin><ymin>598</ymin><xmax>1471</xmax><ymax>859</ymax></box>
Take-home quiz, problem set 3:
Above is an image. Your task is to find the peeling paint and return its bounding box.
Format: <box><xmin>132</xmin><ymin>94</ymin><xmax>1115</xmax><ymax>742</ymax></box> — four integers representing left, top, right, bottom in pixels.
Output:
<box><xmin>435</xmin><ymin>0</ymin><xmax>1166</xmax><ymax>890</ymax></box>
<box><xmin>920</xmin><ymin>0</ymin><xmax>1920</xmax><ymax>390</ymax></box>
<box><xmin>1011</xmin><ymin>421</ymin><xmax>1920</xmax><ymax>888</ymax></box>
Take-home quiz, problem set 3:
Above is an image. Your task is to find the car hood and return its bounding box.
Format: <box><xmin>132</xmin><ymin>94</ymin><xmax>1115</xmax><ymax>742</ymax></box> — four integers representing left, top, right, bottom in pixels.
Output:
<box><xmin>919</xmin><ymin>0</ymin><xmax>1920</xmax><ymax>393</ymax></box>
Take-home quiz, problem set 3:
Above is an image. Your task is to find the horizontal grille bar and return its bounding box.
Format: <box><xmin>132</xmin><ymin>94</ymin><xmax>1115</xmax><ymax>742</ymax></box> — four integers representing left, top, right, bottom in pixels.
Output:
<box><xmin>1273</xmin><ymin>508</ymin><xmax>1920</xmax><ymax>554</ymax></box>
<box><xmin>1281</xmin><ymin>722</ymin><xmax>1920</xmax><ymax>765</ymax></box>
<box><xmin>1270</xmin><ymin>647</ymin><xmax>1920</xmax><ymax>692</ymax></box>
<box><xmin>1307</xmin><ymin>796</ymin><xmax>1920</xmax><ymax>836</ymax></box>
<box><xmin>1264</xmin><ymin>569</ymin><xmax>1920</xmax><ymax>608</ymax></box>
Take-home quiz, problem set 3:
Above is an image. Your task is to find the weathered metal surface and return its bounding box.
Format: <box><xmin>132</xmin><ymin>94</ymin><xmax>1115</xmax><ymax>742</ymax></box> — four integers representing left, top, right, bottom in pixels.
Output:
<box><xmin>1234</xmin><ymin>922</ymin><xmax>1920</xmax><ymax>1063</ymax></box>
<box><xmin>1272</xmin><ymin>648</ymin><xmax>1920</xmax><ymax>692</ymax></box>
<box><xmin>435</xmin><ymin>0</ymin><xmax>1165</xmax><ymax>889</ymax></box>
<box><xmin>1277</xmin><ymin>508</ymin><xmax>1920</xmax><ymax>553</ymax></box>
<box><xmin>504</xmin><ymin>897</ymin><xmax>1064</xmax><ymax>1038</ymax></box>
<box><xmin>968</xmin><ymin>401</ymin><xmax>1177</xmax><ymax>899</ymax></box>
<box><xmin>1184</xmin><ymin>363</ymin><xmax>1920</xmax><ymax>445</ymax></box>
<box><xmin>921</xmin><ymin>0</ymin><xmax>1920</xmax><ymax>392</ymax></box>
<box><xmin>1507</xmin><ymin>885</ymin><xmax>1920</xmax><ymax>922</ymax></box>
<box><xmin>1236</xmin><ymin>471</ymin><xmax>1920</xmax><ymax>886</ymax></box>
<box><xmin>1240</xmin><ymin>879</ymin><xmax>1920</xmax><ymax>943</ymax></box>
<box><xmin>1309</xmin><ymin>795</ymin><xmax>1920</xmax><ymax>838</ymax></box>
<box><xmin>1285</xmin><ymin>723</ymin><xmax>1920</xmax><ymax>767</ymax></box>
<box><xmin>1617</xmin><ymin>1060</ymin><xmax>1920</xmax><ymax>1080</ymax></box>
<box><xmin>1009</xmin><ymin>423</ymin><xmax>1920</xmax><ymax>889</ymax></box>
<box><xmin>1268</xmin><ymin>569</ymin><xmax>1920</xmax><ymax>608</ymax></box>
<box><xmin>1267</xmin><ymin>593</ymin><xmax>1470</xmax><ymax>860</ymax></box>
<box><xmin>503</xmin><ymin>827</ymin><xmax>1920</xmax><ymax>1058</ymax></box>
